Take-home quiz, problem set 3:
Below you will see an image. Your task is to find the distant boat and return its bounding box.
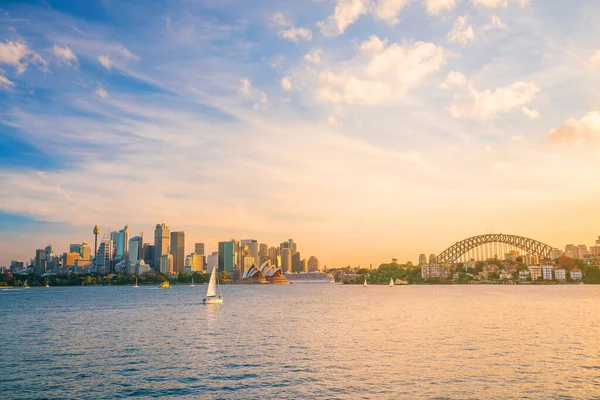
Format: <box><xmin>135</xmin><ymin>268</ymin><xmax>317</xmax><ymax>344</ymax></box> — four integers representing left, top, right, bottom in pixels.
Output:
<box><xmin>395</xmin><ymin>278</ymin><xmax>409</xmax><ymax>285</ymax></box>
<box><xmin>133</xmin><ymin>277</ymin><xmax>139</xmax><ymax>288</ymax></box>
<box><xmin>45</xmin><ymin>280</ymin><xmax>50</xmax><ymax>288</ymax></box>
<box><xmin>363</xmin><ymin>278</ymin><xmax>367</xmax><ymax>287</ymax></box>
<box><xmin>23</xmin><ymin>280</ymin><xmax>30</xmax><ymax>289</ymax></box>
<box><xmin>190</xmin><ymin>277</ymin><xmax>195</xmax><ymax>287</ymax></box>
<box><xmin>389</xmin><ymin>278</ymin><xmax>394</xmax><ymax>287</ymax></box>
<box><xmin>203</xmin><ymin>266</ymin><xmax>223</xmax><ymax>304</ymax></box>
<box><xmin>158</xmin><ymin>281</ymin><xmax>170</xmax><ymax>289</ymax></box>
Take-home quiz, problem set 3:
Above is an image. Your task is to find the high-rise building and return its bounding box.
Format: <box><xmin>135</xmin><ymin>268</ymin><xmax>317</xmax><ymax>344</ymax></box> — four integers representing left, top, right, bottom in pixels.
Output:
<box><xmin>129</xmin><ymin>236</ymin><xmax>143</xmax><ymax>266</ymax></box>
<box><xmin>301</xmin><ymin>259</ymin><xmax>308</xmax><ymax>272</ymax></box>
<box><xmin>241</xmin><ymin>255</ymin><xmax>255</xmax><ymax>278</ymax></box>
<box><xmin>154</xmin><ymin>223</ymin><xmax>170</xmax><ymax>272</ymax></box>
<box><xmin>80</xmin><ymin>242</ymin><xmax>91</xmax><ymax>261</ymax></box>
<box><xmin>281</xmin><ymin>248</ymin><xmax>292</xmax><ymax>273</ymax></box>
<box><xmin>218</xmin><ymin>241</ymin><xmax>235</xmax><ymax>273</ymax></box>
<box><xmin>95</xmin><ymin>233</ymin><xmax>113</xmax><ymax>274</ymax></box>
<box><xmin>206</xmin><ymin>251</ymin><xmax>219</xmax><ymax>273</ymax></box>
<box><xmin>143</xmin><ymin>244</ymin><xmax>154</xmax><ymax>267</ymax></box>
<box><xmin>292</xmin><ymin>252</ymin><xmax>302</xmax><ymax>273</ymax></box>
<box><xmin>10</xmin><ymin>260</ymin><xmax>24</xmax><ymax>273</ymax></box>
<box><xmin>429</xmin><ymin>254</ymin><xmax>436</xmax><ymax>264</ymax></box>
<box><xmin>170</xmin><ymin>231</ymin><xmax>185</xmax><ymax>274</ymax></box>
<box><xmin>34</xmin><ymin>249</ymin><xmax>47</xmax><ymax>275</ymax></box>
<box><xmin>44</xmin><ymin>244</ymin><xmax>53</xmax><ymax>261</ymax></box>
<box><xmin>578</xmin><ymin>245</ymin><xmax>589</xmax><ymax>258</ymax></box>
<box><xmin>116</xmin><ymin>225</ymin><xmax>130</xmax><ymax>261</ymax></box>
<box><xmin>70</xmin><ymin>244</ymin><xmax>82</xmax><ymax>254</ymax></box>
<box><xmin>63</xmin><ymin>252</ymin><xmax>81</xmax><ymax>270</ymax></box>
<box><xmin>187</xmin><ymin>253</ymin><xmax>205</xmax><ymax>272</ymax></box>
<box><xmin>194</xmin><ymin>243</ymin><xmax>205</xmax><ymax>256</ymax></box>
<box><xmin>564</xmin><ymin>244</ymin><xmax>579</xmax><ymax>259</ymax></box>
<box><xmin>307</xmin><ymin>256</ymin><xmax>320</xmax><ymax>271</ymax></box>
<box><xmin>418</xmin><ymin>254</ymin><xmax>427</xmax><ymax>265</ymax></box>
<box><xmin>241</xmin><ymin>240</ymin><xmax>259</xmax><ymax>269</ymax></box>
<box><xmin>268</xmin><ymin>246</ymin><xmax>280</xmax><ymax>267</ymax></box>
<box><xmin>160</xmin><ymin>254</ymin><xmax>173</xmax><ymax>275</ymax></box>
<box><xmin>280</xmin><ymin>239</ymin><xmax>297</xmax><ymax>255</ymax></box>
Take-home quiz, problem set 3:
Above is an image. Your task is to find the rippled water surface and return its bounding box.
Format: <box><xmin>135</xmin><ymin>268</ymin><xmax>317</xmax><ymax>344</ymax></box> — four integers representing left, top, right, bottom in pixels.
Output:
<box><xmin>1</xmin><ymin>284</ymin><xmax>599</xmax><ymax>399</ymax></box>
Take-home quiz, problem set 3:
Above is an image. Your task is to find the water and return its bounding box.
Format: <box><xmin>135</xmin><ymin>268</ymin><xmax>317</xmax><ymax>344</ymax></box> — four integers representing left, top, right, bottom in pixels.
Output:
<box><xmin>1</xmin><ymin>284</ymin><xmax>599</xmax><ymax>399</ymax></box>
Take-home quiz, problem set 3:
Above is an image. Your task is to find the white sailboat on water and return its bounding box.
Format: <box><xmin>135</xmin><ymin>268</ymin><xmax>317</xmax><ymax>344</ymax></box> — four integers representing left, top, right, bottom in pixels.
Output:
<box><xmin>190</xmin><ymin>277</ymin><xmax>195</xmax><ymax>287</ymax></box>
<box><xmin>363</xmin><ymin>278</ymin><xmax>367</xmax><ymax>287</ymax></box>
<box><xmin>389</xmin><ymin>278</ymin><xmax>394</xmax><ymax>287</ymax></box>
<box><xmin>133</xmin><ymin>277</ymin><xmax>139</xmax><ymax>288</ymax></box>
<box><xmin>203</xmin><ymin>267</ymin><xmax>223</xmax><ymax>304</ymax></box>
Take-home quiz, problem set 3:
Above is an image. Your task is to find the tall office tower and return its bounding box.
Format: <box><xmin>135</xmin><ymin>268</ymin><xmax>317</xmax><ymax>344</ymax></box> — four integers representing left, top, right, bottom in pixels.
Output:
<box><xmin>170</xmin><ymin>231</ymin><xmax>185</xmax><ymax>274</ymax></box>
<box><xmin>116</xmin><ymin>225</ymin><xmax>130</xmax><ymax>261</ymax></box>
<box><xmin>268</xmin><ymin>246</ymin><xmax>280</xmax><ymax>266</ymax></box>
<box><xmin>280</xmin><ymin>239</ymin><xmax>297</xmax><ymax>255</ymax></box>
<box><xmin>34</xmin><ymin>249</ymin><xmax>47</xmax><ymax>275</ymax></box>
<box><xmin>206</xmin><ymin>251</ymin><xmax>219</xmax><ymax>273</ymax></box>
<box><xmin>218</xmin><ymin>241</ymin><xmax>235</xmax><ymax>273</ymax></box>
<box><xmin>70</xmin><ymin>244</ymin><xmax>82</xmax><ymax>254</ymax></box>
<box><xmin>188</xmin><ymin>254</ymin><xmax>205</xmax><ymax>272</ymax></box>
<box><xmin>418</xmin><ymin>254</ymin><xmax>427</xmax><ymax>265</ymax></box>
<box><xmin>129</xmin><ymin>236</ymin><xmax>143</xmax><ymax>266</ymax></box>
<box><xmin>259</xmin><ymin>243</ymin><xmax>268</xmax><ymax>259</ymax></box>
<box><xmin>160</xmin><ymin>254</ymin><xmax>173</xmax><ymax>274</ymax></box>
<box><xmin>429</xmin><ymin>254</ymin><xmax>436</xmax><ymax>264</ymax></box>
<box><xmin>578</xmin><ymin>245</ymin><xmax>589</xmax><ymax>258</ymax></box>
<box><xmin>63</xmin><ymin>252</ymin><xmax>81</xmax><ymax>270</ymax></box>
<box><xmin>95</xmin><ymin>233</ymin><xmax>113</xmax><ymax>274</ymax></box>
<box><xmin>301</xmin><ymin>259</ymin><xmax>308</xmax><ymax>273</ymax></box>
<box><xmin>281</xmin><ymin>248</ymin><xmax>292</xmax><ymax>273</ymax></box>
<box><xmin>292</xmin><ymin>252</ymin><xmax>302</xmax><ymax>273</ymax></box>
<box><xmin>80</xmin><ymin>242</ymin><xmax>91</xmax><ymax>260</ymax></box>
<box><xmin>45</xmin><ymin>244</ymin><xmax>53</xmax><ymax>261</ymax></box>
<box><xmin>142</xmin><ymin>244</ymin><xmax>154</xmax><ymax>267</ymax></box>
<box><xmin>194</xmin><ymin>243</ymin><xmax>205</xmax><ymax>256</ymax></box>
<box><xmin>307</xmin><ymin>256</ymin><xmax>320</xmax><ymax>271</ymax></box>
<box><xmin>241</xmin><ymin>240</ymin><xmax>259</xmax><ymax>268</ymax></box>
<box><xmin>241</xmin><ymin>255</ymin><xmax>255</xmax><ymax>278</ymax></box>
<box><xmin>154</xmin><ymin>223</ymin><xmax>170</xmax><ymax>272</ymax></box>
<box><xmin>564</xmin><ymin>244</ymin><xmax>579</xmax><ymax>259</ymax></box>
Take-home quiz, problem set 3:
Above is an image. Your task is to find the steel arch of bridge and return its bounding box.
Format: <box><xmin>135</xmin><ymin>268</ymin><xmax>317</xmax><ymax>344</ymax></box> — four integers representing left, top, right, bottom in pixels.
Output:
<box><xmin>435</xmin><ymin>234</ymin><xmax>555</xmax><ymax>264</ymax></box>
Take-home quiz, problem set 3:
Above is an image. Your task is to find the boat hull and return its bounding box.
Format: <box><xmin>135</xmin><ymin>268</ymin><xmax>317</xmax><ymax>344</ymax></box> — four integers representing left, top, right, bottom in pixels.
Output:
<box><xmin>203</xmin><ymin>297</ymin><xmax>223</xmax><ymax>304</ymax></box>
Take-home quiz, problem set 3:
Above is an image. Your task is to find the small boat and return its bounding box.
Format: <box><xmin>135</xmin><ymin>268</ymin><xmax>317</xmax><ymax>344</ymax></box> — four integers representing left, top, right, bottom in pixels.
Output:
<box><xmin>190</xmin><ymin>277</ymin><xmax>195</xmax><ymax>287</ymax></box>
<box><xmin>23</xmin><ymin>280</ymin><xmax>31</xmax><ymax>289</ymax></box>
<box><xmin>389</xmin><ymin>278</ymin><xmax>394</xmax><ymax>287</ymax></box>
<box><xmin>363</xmin><ymin>278</ymin><xmax>367</xmax><ymax>287</ymax></box>
<box><xmin>395</xmin><ymin>278</ymin><xmax>409</xmax><ymax>285</ymax></box>
<box><xmin>45</xmin><ymin>280</ymin><xmax>50</xmax><ymax>288</ymax></box>
<box><xmin>133</xmin><ymin>277</ymin><xmax>139</xmax><ymax>288</ymax></box>
<box><xmin>158</xmin><ymin>281</ymin><xmax>170</xmax><ymax>289</ymax></box>
<box><xmin>203</xmin><ymin>266</ymin><xmax>223</xmax><ymax>304</ymax></box>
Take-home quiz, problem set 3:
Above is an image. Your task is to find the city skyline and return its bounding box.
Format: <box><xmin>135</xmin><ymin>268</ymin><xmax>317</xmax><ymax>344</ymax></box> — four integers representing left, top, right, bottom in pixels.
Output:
<box><xmin>1</xmin><ymin>0</ymin><xmax>600</xmax><ymax>268</ymax></box>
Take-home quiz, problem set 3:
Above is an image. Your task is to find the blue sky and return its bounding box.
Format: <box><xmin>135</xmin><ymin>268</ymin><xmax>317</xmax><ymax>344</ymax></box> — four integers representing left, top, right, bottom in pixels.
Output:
<box><xmin>1</xmin><ymin>0</ymin><xmax>599</xmax><ymax>267</ymax></box>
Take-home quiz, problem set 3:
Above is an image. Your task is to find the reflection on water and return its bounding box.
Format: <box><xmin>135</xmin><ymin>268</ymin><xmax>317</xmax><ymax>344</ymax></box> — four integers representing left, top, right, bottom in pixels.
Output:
<box><xmin>1</xmin><ymin>285</ymin><xmax>599</xmax><ymax>399</ymax></box>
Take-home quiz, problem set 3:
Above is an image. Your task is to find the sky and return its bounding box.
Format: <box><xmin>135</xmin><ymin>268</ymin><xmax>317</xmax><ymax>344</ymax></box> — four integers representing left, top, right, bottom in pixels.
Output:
<box><xmin>0</xmin><ymin>0</ymin><xmax>599</xmax><ymax>268</ymax></box>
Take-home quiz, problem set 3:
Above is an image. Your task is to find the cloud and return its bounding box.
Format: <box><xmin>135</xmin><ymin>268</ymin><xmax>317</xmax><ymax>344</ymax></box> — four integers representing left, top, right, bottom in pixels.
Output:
<box><xmin>50</xmin><ymin>44</ymin><xmax>78</xmax><ymax>66</ymax></box>
<box><xmin>317</xmin><ymin>36</ymin><xmax>446</xmax><ymax>105</ymax></box>
<box><xmin>372</xmin><ymin>0</ymin><xmax>410</xmax><ymax>25</ymax></box>
<box><xmin>448</xmin><ymin>81</ymin><xmax>540</xmax><ymax>120</ymax></box>
<box><xmin>317</xmin><ymin>0</ymin><xmax>370</xmax><ymax>36</ymax></box>
<box><xmin>448</xmin><ymin>16</ymin><xmax>475</xmax><ymax>45</ymax></box>
<box><xmin>268</xmin><ymin>12</ymin><xmax>291</xmax><ymax>27</ymax></box>
<box><xmin>0</xmin><ymin>39</ymin><xmax>47</xmax><ymax>74</ymax></box>
<box><xmin>0</xmin><ymin>74</ymin><xmax>15</xmax><ymax>88</ymax></box>
<box><xmin>269</xmin><ymin>55</ymin><xmax>284</xmax><ymax>69</ymax></box>
<box><xmin>424</xmin><ymin>0</ymin><xmax>456</xmax><ymax>14</ymax></box>
<box><xmin>279</xmin><ymin>27</ymin><xmax>313</xmax><ymax>42</ymax></box>
<box><xmin>439</xmin><ymin>71</ymin><xmax>467</xmax><ymax>89</ymax></box>
<box><xmin>304</xmin><ymin>49</ymin><xmax>321</xmax><ymax>64</ymax></box>
<box><xmin>521</xmin><ymin>106</ymin><xmax>540</xmax><ymax>120</ymax></box>
<box><xmin>95</xmin><ymin>87</ymin><xmax>108</xmax><ymax>98</ymax></box>
<box><xmin>98</xmin><ymin>55</ymin><xmax>111</xmax><ymax>70</ymax></box>
<box><xmin>281</xmin><ymin>76</ymin><xmax>293</xmax><ymax>91</ymax></box>
<box><xmin>548</xmin><ymin>112</ymin><xmax>600</xmax><ymax>148</ymax></box>
<box><xmin>490</xmin><ymin>15</ymin><xmax>507</xmax><ymax>29</ymax></box>
<box><xmin>239</xmin><ymin>78</ymin><xmax>268</xmax><ymax>110</ymax></box>
<box><xmin>471</xmin><ymin>0</ymin><xmax>528</xmax><ymax>7</ymax></box>
<box><xmin>588</xmin><ymin>51</ymin><xmax>600</xmax><ymax>68</ymax></box>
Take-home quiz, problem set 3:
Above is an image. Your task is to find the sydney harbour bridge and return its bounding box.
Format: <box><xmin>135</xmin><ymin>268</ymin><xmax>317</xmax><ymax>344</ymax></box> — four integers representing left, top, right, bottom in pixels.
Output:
<box><xmin>433</xmin><ymin>233</ymin><xmax>559</xmax><ymax>264</ymax></box>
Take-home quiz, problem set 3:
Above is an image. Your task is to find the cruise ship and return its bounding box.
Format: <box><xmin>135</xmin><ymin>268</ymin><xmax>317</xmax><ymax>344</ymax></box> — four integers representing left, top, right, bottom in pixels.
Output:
<box><xmin>283</xmin><ymin>272</ymin><xmax>336</xmax><ymax>284</ymax></box>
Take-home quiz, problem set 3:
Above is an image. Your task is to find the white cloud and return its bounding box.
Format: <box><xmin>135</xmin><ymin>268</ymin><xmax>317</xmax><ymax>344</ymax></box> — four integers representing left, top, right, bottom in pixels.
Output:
<box><xmin>439</xmin><ymin>71</ymin><xmax>468</xmax><ymax>89</ymax></box>
<box><xmin>281</xmin><ymin>76</ymin><xmax>293</xmax><ymax>91</ymax></box>
<box><xmin>269</xmin><ymin>55</ymin><xmax>284</xmax><ymax>69</ymax></box>
<box><xmin>372</xmin><ymin>0</ymin><xmax>410</xmax><ymax>25</ymax></box>
<box><xmin>471</xmin><ymin>0</ymin><xmax>528</xmax><ymax>7</ymax></box>
<box><xmin>424</xmin><ymin>0</ymin><xmax>456</xmax><ymax>14</ymax></box>
<box><xmin>328</xmin><ymin>106</ymin><xmax>346</xmax><ymax>125</ymax></box>
<box><xmin>448</xmin><ymin>81</ymin><xmax>540</xmax><ymax>120</ymax></box>
<box><xmin>317</xmin><ymin>36</ymin><xmax>446</xmax><ymax>105</ymax></box>
<box><xmin>304</xmin><ymin>49</ymin><xmax>321</xmax><ymax>64</ymax></box>
<box><xmin>588</xmin><ymin>51</ymin><xmax>600</xmax><ymax>68</ymax></box>
<box><xmin>239</xmin><ymin>78</ymin><xmax>268</xmax><ymax>111</ymax></box>
<box><xmin>317</xmin><ymin>0</ymin><xmax>370</xmax><ymax>36</ymax></box>
<box><xmin>50</xmin><ymin>44</ymin><xmax>78</xmax><ymax>66</ymax></box>
<box><xmin>253</xmin><ymin>92</ymin><xmax>268</xmax><ymax>111</ymax></box>
<box><xmin>490</xmin><ymin>15</ymin><xmax>507</xmax><ymax>29</ymax></box>
<box><xmin>95</xmin><ymin>87</ymin><xmax>108</xmax><ymax>98</ymax></box>
<box><xmin>521</xmin><ymin>106</ymin><xmax>540</xmax><ymax>120</ymax></box>
<box><xmin>279</xmin><ymin>27</ymin><xmax>313</xmax><ymax>42</ymax></box>
<box><xmin>239</xmin><ymin>78</ymin><xmax>252</xmax><ymax>95</ymax></box>
<box><xmin>548</xmin><ymin>112</ymin><xmax>600</xmax><ymax>148</ymax></box>
<box><xmin>0</xmin><ymin>39</ymin><xmax>47</xmax><ymax>74</ymax></box>
<box><xmin>269</xmin><ymin>12</ymin><xmax>291</xmax><ymax>27</ymax></box>
<box><xmin>98</xmin><ymin>55</ymin><xmax>111</xmax><ymax>70</ymax></box>
<box><xmin>0</xmin><ymin>74</ymin><xmax>15</xmax><ymax>89</ymax></box>
<box><xmin>448</xmin><ymin>16</ymin><xmax>475</xmax><ymax>45</ymax></box>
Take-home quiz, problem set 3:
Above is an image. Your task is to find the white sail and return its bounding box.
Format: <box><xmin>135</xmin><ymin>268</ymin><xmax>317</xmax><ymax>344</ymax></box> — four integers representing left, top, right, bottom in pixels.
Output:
<box><xmin>206</xmin><ymin>267</ymin><xmax>218</xmax><ymax>298</ymax></box>
<box><xmin>363</xmin><ymin>279</ymin><xmax>367</xmax><ymax>287</ymax></box>
<box><xmin>389</xmin><ymin>278</ymin><xmax>394</xmax><ymax>287</ymax></box>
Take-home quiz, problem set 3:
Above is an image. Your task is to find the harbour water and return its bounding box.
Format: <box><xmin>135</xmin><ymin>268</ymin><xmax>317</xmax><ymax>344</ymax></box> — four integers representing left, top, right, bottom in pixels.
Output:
<box><xmin>1</xmin><ymin>284</ymin><xmax>599</xmax><ymax>399</ymax></box>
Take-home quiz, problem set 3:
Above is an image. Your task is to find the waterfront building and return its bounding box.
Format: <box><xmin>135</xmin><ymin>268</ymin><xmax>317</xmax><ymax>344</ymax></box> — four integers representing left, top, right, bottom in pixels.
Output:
<box><xmin>218</xmin><ymin>241</ymin><xmax>235</xmax><ymax>273</ymax></box>
<box><xmin>307</xmin><ymin>256</ymin><xmax>320</xmax><ymax>271</ymax></box>
<box><xmin>518</xmin><ymin>270</ymin><xmax>530</xmax><ymax>281</ymax></box>
<box><xmin>268</xmin><ymin>246</ymin><xmax>280</xmax><ymax>267</ymax></box>
<box><xmin>186</xmin><ymin>253</ymin><xmax>205</xmax><ymax>272</ymax></box>
<box><xmin>528</xmin><ymin>266</ymin><xmax>542</xmax><ymax>280</ymax></box>
<box><xmin>578</xmin><ymin>245</ymin><xmax>589</xmax><ymax>258</ymax></box>
<box><xmin>549</xmin><ymin>248</ymin><xmax>564</xmax><ymax>260</ymax></box>
<box><xmin>421</xmin><ymin>264</ymin><xmax>450</xmax><ymax>280</ymax></box>
<box><xmin>34</xmin><ymin>249</ymin><xmax>47</xmax><ymax>275</ymax></box>
<box><xmin>590</xmin><ymin>243</ymin><xmax>600</xmax><ymax>257</ymax></box>
<box><xmin>554</xmin><ymin>268</ymin><xmax>566</xmax><ymax>281</ymax></box>
<box><xmin>160</xmin><ymin>254</ymin><xmax>173</xmax><ymax>275</ymax></box>
<box><xmin>154</xmin><ymin>223</ymin><xmax>170</xmax><ymax>272</ymax></box>
<box><xmin>241</xmin><ymin>255</ymin><xmax>255</xmax><ymax>278</ymax></box>
<box><xmin>281</xmin><ymin>248</ymin><xmax>292</xmax><ymax>273</ymax></box>
<box><xmin>292</xmin><ymin>252</ymin><xmax>302</xmax><ymax>273</ymax></box>
<box><xmin>564</xmin><ymin>244</ymin><xmax>580</xmax><ymax>259</ymax></box>
<box><xmin>170</xmin><ymin>231</ymin><xmax>185</xmax><ymax>274</ymax></box>
<box><xmin>206</xmin><ymin>251</ymin><xmax>219</xmax><ymax>273</ymax></box>
<box><xmin>194</xmin><ymin>243</ymin><xmax>205</xmax><ymax>256</ymax></box>
<box><xmin>280</xmin><ymin>239</ymin><xmax>297</xmax><ymax>255</ymax></box>
<box><xmin>523</xmin><ymin>253</ymin><xmax>539</xmax><ymax>266</ymax></box>
<box><xmin>95</xmin><ymin>234</ymin><xmax>114</xmax><ymax>274</ymax></box>
<box><xmin>541</xmin><ymin>265</ymin><xmax>554</xmax><ymax>280</ymax></box>
<box><xmin>115</xmin><ymin>225</ymin><xmax>130</xmax><ymax>261</ymax></box>
<box><xmin>429</xmin><ymin>254</ymin><xmax>436</xmax><ymax>264</ymax></box>
<box><xmin>241</xmin><ymin>240</ymin><xmax>259</xmax><ymax>268</ymax></box>
<box><xmin>63</xmin><ymin>252</ymin><xmax>81</xmax><ymax>270</ymax></box>
<box><xmin>505</xmin><ymin>250</ymin><xmax>519</xmax><ymax>262</ymax></box>
<box><xmin>10</xmin><ymin>260</ymin><xmax>24</xmax><ymax>273</ymax></box>
<box><xmin>301</xmin><ymin>259</ymin><xmax>308</xmax><ymax>272</ymax></box>
<box><xmin>136</xmin><ymin>260</ymin><xmax>151</xmax><ymax>275</ymax></box>
<box><xmin>259</xmin><ymin>243</ymin><xmax>268</xmax><ymax>259</ymax></box>
<box><xmin>142</xmin><ymin>244</ymin><xmax>154</xmax><ymax>267</ymax></box>
<box><xmin>570</xmin><ymin>268</ymin><xmax>582</xmax><ymax>281</ymax></box>
<box><xmin>80</xmin><ymin>242</ymin><xmax>91</xmax><ymax>261</ymax></box>
<box><xmin>128</xmin><ymin>236</ymin><xmax>143</xmax><ymax>266</ymax></box>
<box><xmin>418</xmin><ymin>254</ymin><xmax>427</xmax><ymax>265</ymax></box>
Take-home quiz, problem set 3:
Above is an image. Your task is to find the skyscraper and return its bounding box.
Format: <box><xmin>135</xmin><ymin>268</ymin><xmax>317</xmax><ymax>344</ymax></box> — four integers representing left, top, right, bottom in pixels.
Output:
<box><xmin>95</xmin><ymin>233</ymin><xmax>113</xmax><ymax>274</ymax></box>
<box><xmin>307</xmin><ymin>256</ymin><xmax>320</xmax><ymax>271</ymax></box>
<box><xmin>281</xmin><ymin>248</ymin><xmax>292</xmax><ymax>273</ymax></box>
<box><xmin>129</xmin><ymin>236</ymin><xmax>143</xmax><ymax>266</ymax></box>
<box><xmin>241</xmin><ymin>240</ymin><xmax>259</xmax><ymax>268</ymax></box>
<box><xmin>143</xmin><ymin>244</ymin><xmax>154</xmax><ymax>266</ymax></box>
<box><xmin>206</xmin><ymin>251</ymin><xmax>219</xmax><ymax>273</ymax></box>
<box><xmin>429</xmin><ymin>254</ymin><xmax>436</xmax><ymax>264</ymax></box>
<box><xmin>154</xmin><ymin>223</ymin><xmax>170</xmax><ymax>271</ymax></box>
<box><xmin>218</xmin><ymin>241</ymin><xmax>235</xmax><ymax>273</ymax></box>
<box><xmin>34</xmin><ymin>249</ymin><xmax>47</xmax><ymax>275</ymax></box>
<box><xmin>170</xmin><ymin>231</ymin><xmax>185</xmax><ymax>274</ymax></box>
<box><xmin>80</xmin><ymin>242</ymin><xmax>91</xmax><ymax>261</ymax></box>
<box><xmin>280</xmin><ymin>239</ymin><xmax>297</xmax><ymax>255</ymax></box>
<box><xmin>160</xmin><ymin>254</ymin><xmax>173</xmax><ymax>275</ymax></box>
<box><xmin>116</xmin><ymin>225</ymin><xmax>130</xmax><ymax>261</ymax></box>
<box><xmin>268</xmin><ymin>246</ymin><xmax>280</xmax><ymax>267</ymax></box>
<box><xmin>45</xmin><ymin>244</ymin><xmax>53</xmax><ymax>261</ymax></box>
<box><xmin>292</xmin><ymin>252</ymin><xmax>302</xmax><ymax>273</ymax></box>
<box><xmin>194</xmin><ymin>243</ymin><xmax>205</xmax><ymax>256</ymax></box>
<box><xmin>70</xmin><ymin>244</ymin><xmax>82</xmax><ymax>254</ymax></box>
<box><xmin>419</xmin><ymin>254</ymin><xmax>427</xmax><ymax>265</ymax></box>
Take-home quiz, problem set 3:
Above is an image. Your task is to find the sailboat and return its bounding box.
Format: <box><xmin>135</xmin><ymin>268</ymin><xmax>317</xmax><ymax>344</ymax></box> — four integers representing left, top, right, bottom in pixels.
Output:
<box><xmin>133</xmin><ymin>277</ymin><xmax>139</xmax><ymax>288</ymax></box>
<box><xmin>45</xmin><ymin>280</ymin><xmax>50</xmax><ymax>288</ymax></box>
<box><xmin>190</xmin><ymin>277</ymin><xmax>195</xmax><ymax>287</ymax></box>
<box><xmin>363</xmin><ymin>278</ymin><xmax>367</xmax><ymax>287</ymax></box>
<box><xmin>23</xmin><ymin>280</ymin><xmax>30</xmax><ymax>289</ymax></box>
<box><xmin>389</xmin><ymin>278</ymin><xmax>394</xmax><ymax>287</ymax></box>
<box><xmin>203</xmin><ymin>267</ymin><xmax>223</xmax><ymax>304</ymax></box>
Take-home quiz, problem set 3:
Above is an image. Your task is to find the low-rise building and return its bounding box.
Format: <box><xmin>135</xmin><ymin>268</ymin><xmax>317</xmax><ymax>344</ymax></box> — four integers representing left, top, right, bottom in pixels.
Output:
<box><xmin>518</xmin><ymin>270</ymin><xmax>530</xmax><ymax>281</ymax></box>
<box><xmin>499</xmin><ymin>271</ymin><xmax>513</xmax><ymax>280</ymax></box>
<box><xmin>421</xmin><ymin>264</ymin><xmax>450</xmax><ymax>280</ymax></box>
<box><xmin>528</xmin><ymin>266</ymin><xmax>542</xmax><ymax>280</ymax></box>
<box><xmin>541</xmin><ymin>265</ymin><xmax>554</xmax><ymax>280</ymax></box>
<box><xmin>570</xmin><ymin>268</ymin><xmax>583</xmax><ymax>281</ymax></box>
<box><xmin>554</xmin><ymin>268</ymin><xmax>566</xmax><ymax>281</ymax></box>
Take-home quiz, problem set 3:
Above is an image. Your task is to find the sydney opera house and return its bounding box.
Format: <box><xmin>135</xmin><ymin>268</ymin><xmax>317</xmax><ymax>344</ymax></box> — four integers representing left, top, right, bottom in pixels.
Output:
<box><xmin>242</xmin><ymin>261</ymin><xmax>289</xmax><ymax>284</ymax></box>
